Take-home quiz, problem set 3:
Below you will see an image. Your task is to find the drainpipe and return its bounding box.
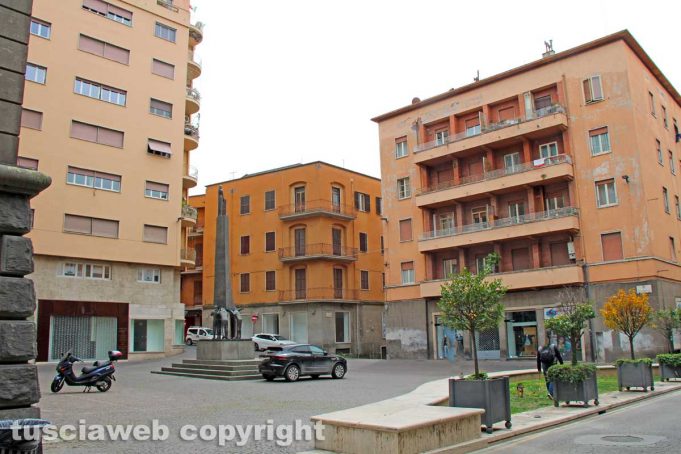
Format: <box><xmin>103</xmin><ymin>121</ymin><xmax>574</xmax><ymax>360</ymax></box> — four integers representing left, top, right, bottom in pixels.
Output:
<box><xmin>582</xmin><ymin>262</ymin><xmax>596</xmax><ymax>362</ymax></box>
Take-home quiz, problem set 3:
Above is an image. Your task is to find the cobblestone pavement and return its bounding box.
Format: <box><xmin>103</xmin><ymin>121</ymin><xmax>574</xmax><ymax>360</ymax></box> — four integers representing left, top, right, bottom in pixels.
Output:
<box><xmin>37</xmin><ymin>349</ymin><xmax>534</xmax><ymax>453</ymax></box>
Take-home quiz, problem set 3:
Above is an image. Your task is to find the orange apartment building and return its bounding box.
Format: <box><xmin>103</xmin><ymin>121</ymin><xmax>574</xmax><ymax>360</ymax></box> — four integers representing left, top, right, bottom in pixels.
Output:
<box><xmin>181</xmin><ymin>162</ymin><xmax>386</xmax><ymax>356</ymax></box>
<box><xmin>17</xmin><ymin>0</ymin><xmax>203</xmax><ymax>360</ymax></box>
<box><xmin>374</xmin><ymin>31</ymin><xmax>681</xmax><ymax>362</ymax></box>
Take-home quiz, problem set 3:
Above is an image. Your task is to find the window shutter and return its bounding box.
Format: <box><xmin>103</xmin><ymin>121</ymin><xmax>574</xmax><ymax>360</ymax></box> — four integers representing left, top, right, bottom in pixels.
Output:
<box><xmin>106</xmin><ymin>3</ymin><xmax>132</xmax><ymax>20</ymax></box>
<box><xmin>70</xmin><ymin>121</ymin><xmax>98</xmax><ymax>142</ymax></box>
<box><xmin>92</xmin><ymin>218</ymin><xmax>119</xmax><ymax>238</ymax></box>
<box><xmin>366</xmin><ymin>195</ymin><xmax>370</xmax><ymax>212</ymax></box>
<box><xmin>401</xmin><ymin>262</ymin><xmax>413</xmax><ymax>271</ymax></box>
<box><xmin>148</xmin><ymin>139</ymin><xmax>172</xmax><ymax>156</ymax></box>
<box><xmin>146</xmin><ymin>181</ymin><xmax>168</xmax><ymax>192</ymax></box>
<box><xmin>97</xmin><ymin>127</ymin><xmax>124</xmax><ymax>147</ymax></box>
<box><xmin>21</xmin><ymin>109</ymin><xmax>43</xmax><ymax>130</ymax></box>
<box><xmin>82</xmin><ymin>0</ymin><xmax>108</xmax><ymax>14</ymax></box>
<box><xmin>103</xmin><ymin>43</ymin><xmax>130</xmax><ymax>64</ymax></box>
<box><xmin>150</xmin><ymin>98</ymin><xmax>172</xmax><ymax>112</ymax></box>
<box><xmin>17</xmin><ymin>157</ymin><xmax>38</xmax><ymax>170</ymax></box>
<box><xmin>354</xmin><ymin>192</ymin><xmax>360</xmax><ymax>209</ymax></box>
<box><xmin>78</xmin><ymin>34</ymin><xmax>105</xmax><ymax>56</ymax></box>
<box><xmin>64</xmin><ymin>214</ymin><xmax>92</xmax><ymax>234</ymax></box>
<box><xmin>152</xmin><ymin>59</ymin><xmax>175</xmax><ymax>79</ymax></box>
<box><xmin>601</xmin><ymin>233</ymin><xmax>623</xmax><ymax>261</ymax></box>
<box><xmin>583</xmin><ymin>79</ymin><xmax>592</xmax><ymax>103</ymax></box>
<box><xmin>399</xmin><ymin>219</ymin><xmax>412</xmax><ymax>242</ymax></box>
<box><xmin>144</xmin><ymin>225</ymin><xmax>168</xmax><ymax>244</ymax></box>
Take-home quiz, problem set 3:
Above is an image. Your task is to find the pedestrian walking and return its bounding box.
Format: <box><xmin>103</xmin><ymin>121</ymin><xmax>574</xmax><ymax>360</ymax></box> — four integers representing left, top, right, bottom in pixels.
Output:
<box><xmin>537</xmin><ymin>340</ymin><xmax>563</xmax><ymax>399</ymax></box>
<box><xmin>442</xmin><ymin>335</ymin><xmax>449</xmax><ymax>359</ymax></box>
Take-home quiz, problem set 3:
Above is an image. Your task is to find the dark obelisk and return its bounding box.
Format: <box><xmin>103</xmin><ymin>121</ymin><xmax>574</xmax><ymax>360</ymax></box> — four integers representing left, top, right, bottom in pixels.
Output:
<box><xmin>214</xmin><ymin>185</ymin><xmax>235</xmax><ymax>312</ymax></box>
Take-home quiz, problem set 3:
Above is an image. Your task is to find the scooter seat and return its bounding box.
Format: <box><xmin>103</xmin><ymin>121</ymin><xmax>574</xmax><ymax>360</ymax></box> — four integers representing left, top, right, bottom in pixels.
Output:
<box><xmin>81</xmin><ymin>366</ymin><xmax>99</xmax><ymax>374</ymax></box>
<box><xmin>93</xmin><ymin>360</ymin><xmax>111</xmax><ymax>368</ymax></box>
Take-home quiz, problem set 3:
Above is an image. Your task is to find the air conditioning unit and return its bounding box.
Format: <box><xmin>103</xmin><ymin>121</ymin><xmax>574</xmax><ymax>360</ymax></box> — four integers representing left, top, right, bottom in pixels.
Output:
<box><xmin>567</xmin><ymin>241</ymin><xmax>576</xmax><ymax>260</ymax></box>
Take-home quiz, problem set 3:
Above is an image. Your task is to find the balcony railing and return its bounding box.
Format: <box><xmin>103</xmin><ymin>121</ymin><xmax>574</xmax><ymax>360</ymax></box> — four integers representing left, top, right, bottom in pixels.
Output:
<box><xmin>417</xmin><ymin>154</ymin><xmax>572</xmax><ymax>195</ymax></box>
<box><xmin>278</xmin><ymin>243</ymin><xmax>358</xmax><ymax>260</ymax></box>
<box><xmin>414</xmin><ymin>104</ymin><xmax>566</xmax><ymax>153</ymax></box>
<box><xmin>188</xmin><ymin>51</ymin><xmax>202</xmax><ymax>68</ymax></box>
<box><xmin>279</xmin><ymin>287</ymin><xmax>359</xmax><ymax>302</ymax></box>
<box><xmin>421</xmin><ymin>206</ymin><xmax>578</xmax><ymax>240</ymax></box>
<box><xmin>278</xmin><ymin>199</ymin><xmax>355</xmax><ymax>219</ymax></box>
<box><xmin>188</xmin><ymin>226</ymin><xmax>204</xmax><ymax>236</ymax></box>
<box><xmin>182</xmin><ymin>204</ymin><xmax>198</xmax><ymax>221</ymax></box>
<box><xmin>186</xmin><ymin>87</ymin><xmax>201</xmax><ymax>103</ymax></box>
<box><xmin>181</xmin><ymin>248</ymin><xmax>196</xmax><ymax>263</ymax></box>
<box><xmin>189</xmin><ymin>21</ymin><xmax>204</xmax><ymax>43</ymax></box>
<box><xmin>184</xmin><ymin>121</ymin><xmax>200</xmax><ymax>140</ymax></box>
<box><xmin>187</xmin><ymin>165</ymin><xmax>199</xmax><ymax>179</ymax></box>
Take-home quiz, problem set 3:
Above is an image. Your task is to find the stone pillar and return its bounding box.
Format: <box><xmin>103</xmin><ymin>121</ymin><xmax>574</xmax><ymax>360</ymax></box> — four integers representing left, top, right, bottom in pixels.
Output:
<box><xmin>0</xmin><ymin>0</ymin><xmax>51</xmax><ymax>420</ymax></box>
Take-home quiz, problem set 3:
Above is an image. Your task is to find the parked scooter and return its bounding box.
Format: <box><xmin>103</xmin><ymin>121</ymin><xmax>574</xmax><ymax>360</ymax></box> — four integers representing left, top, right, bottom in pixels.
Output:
<box><xmin>51</xmin><ymin>350</ymin><xmax>122</xmax><ymax>393</ymax></box>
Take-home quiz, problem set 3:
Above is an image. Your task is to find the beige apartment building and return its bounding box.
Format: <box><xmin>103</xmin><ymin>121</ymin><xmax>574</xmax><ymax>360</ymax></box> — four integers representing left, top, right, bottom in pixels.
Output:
<box><xmin>18</xmin><ymin>0</ymin><xmax>203</xmax><ymax>361</ymax></box>
<box><xmin>375</xmin><ymin>31</ymin><xmax>681</xmax><ymax>362</ymax></box>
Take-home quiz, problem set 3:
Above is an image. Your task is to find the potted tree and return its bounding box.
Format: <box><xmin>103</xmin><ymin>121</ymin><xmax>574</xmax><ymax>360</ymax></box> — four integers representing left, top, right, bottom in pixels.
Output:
<box><xmin>439</xmin><ymin>253</ymin><xmax>511</xmax><ymax>434</ymax></box>
<box><xmin>657</xmin><ymin>353</ymin><xmax>681</xmax><ymax>381</ymax></box>
<box><xmin>651</xmin><ymin>308</ymin><xmax>681</xmax><ymax>354</ymax></box>
<box><xmin>545</xmin><ymin>289</ymin><xmax>598</xmax><ymax>407</ymax></box>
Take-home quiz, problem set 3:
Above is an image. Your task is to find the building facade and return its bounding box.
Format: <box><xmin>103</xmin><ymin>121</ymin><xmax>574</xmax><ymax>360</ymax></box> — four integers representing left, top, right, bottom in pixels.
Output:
<box><xmin>374</xmin><ymin>31</ymin><xmax>681</xmax><ymax>362</ymax></box>
<box><xmin>181</xmin><ymin>162</ymin><xmax>386</xmax><ymax>356</ymax></box>
<box><xmin>18</xmin><ymin>0</ymin><xmax>203</xmax><ymax>361</ymax></box>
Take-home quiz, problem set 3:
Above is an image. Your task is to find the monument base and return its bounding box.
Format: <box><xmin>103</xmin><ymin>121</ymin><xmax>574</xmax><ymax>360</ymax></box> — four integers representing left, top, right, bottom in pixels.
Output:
<box><xmin>197</xmin><ymin>340</ymin><xmax>255</xmax><ymax>360</ymax></box>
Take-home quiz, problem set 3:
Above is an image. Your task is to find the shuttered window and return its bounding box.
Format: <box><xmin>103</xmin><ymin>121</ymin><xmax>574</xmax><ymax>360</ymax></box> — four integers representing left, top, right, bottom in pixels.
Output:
<box><xmin>150</xmin><ymin>99</ymin><xmax>172</xmax><ymax>118</ymax></box>
<box><xmin>360</xmin><ymin>270</ymin><xmax>369</xmax><ymax>290</ymax></box>
<box><xmin>17</xmin><ymin>157</ymin><xmax>38</xmax><ymax>170</ymax></box>
<box><xmin>152</xmin><ymin>59</ymin><xmax>175</xmax><ymax>79</ymax></box>
<box><xmin>147</xmin><ymin>139</ymin><xmax>172</xmax><ymax>158</ymax></box>
<box><xmin>70</xmin><ymin>121</ymin><xmax>124</xmax><ymax>148</ymax></box>
<box><xmin>64</xmin><ymin>214</ymin><xmax>119</xmax><ymax>238</ymax></box>
<box><xmin>240</xmin><ymin>236</ymin><xmax>250</xmax><ymax>254</ymax></box>
<box><xmin>21</xmin><ymin>109</ymin><xmax>43</xmax><ymax>130</ymax></box>
<box><xmin>265</xmin><ymin>232</ymin><xmax>275</xmax><ymax>252</ymax></box>
<box><xmin>82</xmin><ymin>0</ymin><xmax>132</xmax><ymax>26</ymax></box>
<box><xmin>145</xmin><ymin>181</ymin><xmax>169</xmax><ymax>200</ymax></box>
<box><xmin>143</xmin><ymin>225</ymin><xmax>167</xmax><ymax>244</ymax></box>
<box><xmin>240</xmin><ymin>273</ymin><xmax>250</xmax><ymax>293</ymax></box>
<box><xmin>78</xmin><ymin>34</ymin><xmax>129</xmax><ymax>64</ymax></box>
<box><xmin>399</xmin><ymin>219</ymin><xmax>412</xmax><ymax>242</ymax></box>
<box><xmin>583</xmin><ymin>75</ymin><xmax>604</xmax><ymax>103</ymax></box>
<box><xmin>601</xmin><ymin>232</ymin><xmax>623</xmax><ymax>261</ymax></box>
<box><xmin>265</xmin><ymin>271</ymin><xmax>276</xmax><ymax>291</ymax></box>
<box><xmin>400</xmin><ymin>262</ymin><xmax>415</xmax><ymax>284</ymax></box>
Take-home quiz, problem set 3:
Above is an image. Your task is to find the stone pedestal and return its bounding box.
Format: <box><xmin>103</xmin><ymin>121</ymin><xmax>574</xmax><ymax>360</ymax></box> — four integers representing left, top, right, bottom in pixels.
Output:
<box><xmin>197</xmin><ymin>340</ymin><xmax>255</xmax><ymax>360</ymax></box>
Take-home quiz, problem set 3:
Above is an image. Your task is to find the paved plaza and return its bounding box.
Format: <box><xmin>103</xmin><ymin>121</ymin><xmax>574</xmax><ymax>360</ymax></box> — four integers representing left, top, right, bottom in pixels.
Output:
<box><xmin>37</xmin><ymin>349</ymin><xmax>534</xmax><ymax>453</ymax></box>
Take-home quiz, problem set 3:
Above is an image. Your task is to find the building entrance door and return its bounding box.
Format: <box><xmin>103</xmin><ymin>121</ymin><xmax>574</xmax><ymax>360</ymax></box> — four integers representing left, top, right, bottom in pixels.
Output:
<box><xmin>433</xmin><ymin>314</ymin><xmax>457</xmax><ymax>361</ymax></box>
<box><xmin>505</xmin><ymin>310</ymin><xmax>538</xmax><ymax>358</ymax></box>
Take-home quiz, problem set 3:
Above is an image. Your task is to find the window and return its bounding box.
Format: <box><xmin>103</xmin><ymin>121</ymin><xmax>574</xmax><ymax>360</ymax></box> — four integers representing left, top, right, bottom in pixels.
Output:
<box><xmin>20</xmin><ymin>109</ymin><xmax>42</xmax><ymax>130</ymax></box>
<box><xmin>671</xmin><ymin>237</ymin><xmax>677</xmax><ymax>262</ymax></box>
<box><xmin>74</xmin><ymin>78</ymin><xmax>126</xmax><ymax>106</ymax></box>
<box><xmin>539</xmin><ymin>142</ymin><xmax>559</xmax><ymax>159</ymax></box>
<box><xmin>78</xmin><ymin>34</ymin><xmax>129</xmax><ymax>64</ymax></box>
<box><xmin>68</xmin><ymin>167</ymin><xmax>121</xmax><ymax>192</ymax></box>
<box><xmin>434</xmin><ymin>211</ymin><xmax>455</xmax><ymax>231</ymax></box>
<box><xmin>70</xmin><ymin>120</ymin><xmax>124</xmax><ymax>148</ymax></box>
<box><xmin>663</xmin><ymin>187</ymin><xmax>670</xmax><ymax>213</ymax></box>
<box><xmin>240</xmin><ymin>273</ymin><xmax>250</xmax><ymax>293</ymax></box>
<box><xmin>376</xmin><ymin>197</ymin><xmax>382</xmax><ymax>215</ymax></box>
<box><xmin>174</xmin><ymin>320</ymin><xmax>184</xmax><ymax>346</ymax></box>
<box><xmin>262</xmin><ymin>314</ymin><xmax>279</xmax><ymax>334</ymax></box>
<box><xmin>17</xmin><ymin>157</ymin><xmax>38</xmax><ymax>170</ymax></box>
<box><xmin>649</xmin><ymin>92</ymin><xmax>656</xmax><ymax>116</ymax></box>
<box><xmin>583</xmin><ymin>75</ymin><xmax>604</xmax><ymax>103</ymax></box>
<box><xmin>151</xmin><ymin>59</ymin><xmax>175</xmax><ymax>79</ymax></box>
<box><xmin>144</xmin><ymin>181</ymin><xmax>168</xmax><ymax>200</ymax></box>
<box><xmin>675</xmin><ymin>196</ymin><xmax>680</xmax><ymax>220</ymax></box>
<box><xmin>595</xmin><ymin>179</ymin><xmax>617</xmax><ymax>207</ymax></box>
<box><xmin>30</xmin><ymin>19</ymin><xmax>51</xmax><ymax>39</ymax></box>
<box><xmin>399</xmin><ymin>219</ymin><xmax>412</xmax><ymax>242</ymax></box>
<box><xmin>143</xmin><ymin>225</ymin><xmax>167</xmax><ymax>244</ymax></box>
<box><xmin>472</xmin><ymin>206</ymin><xmax>489</xmax><ymax>225</ymax></box>
<box><xmin>82</xmin><ymin>0</ymin><xmax>133</xmax><ymax>26</ymax></box>
<box><xmin>240</xmin><ymin>195</ymin><xmax>250</xmax><ymax>215</ymax></box>
<box><xmin>670</xmin><ymin>151</ymin><xmax>675</xmax><ymax>175</ymax></box>
<box><xmin>240</xmin><ymin>235</ymin><xmax>250</xmax><ymax>254</ymax></box>
<box><xmin>397</xmin><ymin>177</ymin><xmax>411</xmax><ymax>199</ymax></box>
<box><xmin>25</xmin><ymin>63</ymin><xmax>46</xmax><ymax>84</ymax></box>
<box><xmin>435</xmin><ymin>130</ymin><xmax>449</xmax><ymax>145</ymax></box>
<box><xmin>147</xmin><ymin>139</ymin><xmax>172</xmax><ymax>158</ymax></box>
<box><xmin>395</xmin><ymin>137</ymin><xmax>408</xmax><ymax>158</ymax></box>
<box><xmin>155</xmin><ymin>22</ymin><xmax>176</xmax><ymax>42</ymax></box>
<box><xmin>360</xmin><ymin>270</ymin><xmax>369</xmax><ymax>290</ymax></box>
<box><xmin>264</xmin><ymin>190</ymin><xmax>275</xmax><ymax>211</ymax></box>
<box><xmin>657</xmin><ymin>140</ymin><xmax>663</xmax><ymax>165</ymax></box>
<box><xmin>589</xmin><ymin>127</ymin><xmax>611</xmax><ymax>156</ymax></box>
<box><xmin>150</xmin><ymin>99</ymin><xmax>172</xmax><ymax>118</ymax></box>
<box><xmin>131</xmin><ymin>320</ymin><xmax>164</xmax><ymax>353</ymax></box>
<box><xmin>443</xmin><ymin>259</ymin><xmax>457</xmax><ymax>277</ymax></box>
<box><xmin>662</xmin><ymin>106</ymin><xmax>668</xmax><ymax>128</ymax></box>
<box><xmin>265</xmin><ymin>271</ymin><xmax>276</xmax><ymax>291</ymax></box>
<box><xmin>331</xmin><ymin>187</ymin><xmax>341</xmax><ymax>212</ymax></box>
<box><xmin>465</xmin><ymin>117</ymin><xmax>481</xmax><ymax>137</ymax></box>
<box><xmin>504</xmin><ymin>152</ymin><xmax>521</xmax><ymax>170</ymax></box>
<box><xmin>335</xmin><ymin>312</ymin><xmax>350</xmax><ymax>343</ymax></box>
<box><xmin>265</xmin><ymin>232</ymin><xmax>275</xmax><ymax>252</ymax></box>
<box><xmin>380</xmin><ymin>236</ymin><xmax>384</xmax><ymax>254</ymax></box>
<box><xmin>60</xmin><ymin>262</ymin><xmax>111</xmax><ymax>280</ymax></box>
<box><xmin>359</xmin><ymin>232</ymin><xmax>368</xmax><ymax>252</ymax></box>
<box><xmin>400</xmin><ymin>262</ymin><xmax>415</xmax><ymax>284</ymax></box>
<box><xmin>545</xmin><ymin>193</ymin><xmax>565</xmax><ymax>211</ymax></box>
<box><xmin>354</xmin><ymin>192</ymin><xmax>370</xmax><ymax>212</ymax></box>
<box><xmin>534</xmin><ymin>95</ymin><xmax>552</xmax><ymax>111</ymax></box>
<box><xmin>137</xmin><ymin>268</ymin><xmax>161</xmax><ymax>283</ymax></box>
<box><xmin>64</xmin><ymin>214</ymin><xmax>119</xmax><ymax>238</ymax></box>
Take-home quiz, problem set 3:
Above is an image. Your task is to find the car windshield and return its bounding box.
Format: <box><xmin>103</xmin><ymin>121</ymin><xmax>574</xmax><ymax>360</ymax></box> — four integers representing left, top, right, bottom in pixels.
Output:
<box><xmin>272</xmin><ymin>335</ymin><xmax>287</xmax><ymax>340</ymax></box>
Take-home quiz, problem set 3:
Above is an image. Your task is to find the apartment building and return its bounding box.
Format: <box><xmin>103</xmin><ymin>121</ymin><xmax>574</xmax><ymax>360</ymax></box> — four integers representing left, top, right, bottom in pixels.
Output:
<box><xmin>374</xmin><ymin>31</ymin><xmax>681</xmax><ymax>362</ymax></box>
<box><xmin>18</xmin><ymin>0</ymin><xmax>203</xmax><ymax>361</ymax></box>
<box><xmin>180</xmin><ymin>162</ymin><xmax>386</xmax><ymax>356</ymax></box>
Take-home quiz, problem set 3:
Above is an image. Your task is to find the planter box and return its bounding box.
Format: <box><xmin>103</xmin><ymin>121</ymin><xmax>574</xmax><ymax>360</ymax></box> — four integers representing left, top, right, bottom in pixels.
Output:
<box><xmin>660</xmin><ymin>364</ymin><xmax>681</xmax><ymax>381</ymax></box>
<box><xmin>449</xmin><ymin>376</ymin><xmax>511</xmax><ymax>434</ymax></box>
<box><xmin>617</xmin><ymin>362</ymin><xmax>654</xmax><ymax>391</ymax></box>
<box><xmin>552</xmin><ymin>373</ymin><xmax>599</xmax><ymax>407</ymax></box>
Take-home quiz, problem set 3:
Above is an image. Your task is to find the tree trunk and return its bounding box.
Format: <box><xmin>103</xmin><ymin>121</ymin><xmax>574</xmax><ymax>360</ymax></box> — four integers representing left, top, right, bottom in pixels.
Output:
<box><xmin>471</xmin><ymin>328</ymin><xmax>479</xmax><ymax>377</ymax></box>
<box><xmin>629</xmin><ymin>336</ymin><xmax>635</xmax><ymax>360</ymax></box>
<box><xmin>570</xmin><ymin>335</ymin><xmax>578</xmax><ymax>366</ymax></box>
<box><xmin>669</xmin><ymin>329</ymin><xmax>675</xmax><ymax>353</ymax></box>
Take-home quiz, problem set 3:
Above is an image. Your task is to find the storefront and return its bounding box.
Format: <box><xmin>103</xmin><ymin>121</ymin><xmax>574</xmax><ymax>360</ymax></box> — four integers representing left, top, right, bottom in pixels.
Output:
<box><xmin>505</xmin><ymin>310</ymin><xmax>538</xmax><ymax>358</ymax></box>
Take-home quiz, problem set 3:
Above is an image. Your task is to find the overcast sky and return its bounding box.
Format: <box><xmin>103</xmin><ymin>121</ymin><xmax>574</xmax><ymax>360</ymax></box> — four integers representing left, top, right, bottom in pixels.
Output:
<box><xmin>188</xmin><ymin>0</ymin><xmax>681</xmax><ymax>194</ymax></box>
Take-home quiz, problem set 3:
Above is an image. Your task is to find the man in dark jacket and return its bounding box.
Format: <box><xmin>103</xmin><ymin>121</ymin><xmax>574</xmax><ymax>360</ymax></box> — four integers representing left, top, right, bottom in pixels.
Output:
<box><xmin>537</xmin><ymin>341</ymin><xmax>563</xmax><ymax>399</ymax></box>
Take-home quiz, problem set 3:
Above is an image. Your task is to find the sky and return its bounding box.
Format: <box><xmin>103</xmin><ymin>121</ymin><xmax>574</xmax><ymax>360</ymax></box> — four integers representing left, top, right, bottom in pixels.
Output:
<box><xmin>188</xmin><ymin>0</ymin><xmax>681</xmax><ymax>195</ymax></box>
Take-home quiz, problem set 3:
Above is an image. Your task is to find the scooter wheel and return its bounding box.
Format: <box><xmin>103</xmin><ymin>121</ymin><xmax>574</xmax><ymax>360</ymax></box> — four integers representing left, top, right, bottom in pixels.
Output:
<box><xmin>96</xmin><ymin>377</ymin><xmax>112</xmax><ymax>392</ymax></box>
<box><xmin>51</xmin><ymin>379</ymin><xmax>64</xmax><ymax>393</ymax></box>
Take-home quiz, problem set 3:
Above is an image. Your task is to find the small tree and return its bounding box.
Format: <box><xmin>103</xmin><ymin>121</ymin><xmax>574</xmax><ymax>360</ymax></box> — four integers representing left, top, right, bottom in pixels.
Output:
<box><xmin>545</xmin><ymin>288</ymin><xmax>596</xmax><ymax>366</ymax></box>
<box><xmin>600</xmin><ymin>289</ymin><xmax>652</xmax><ymax>360</ymax></box>
<box><xmin>438</xmin><ymin>253</ymin><xmax>507</xmax><ymax>378</ymax></box>
<box><xmin>651</xmin><ymin>308</ymin><xmax>681</xmax><ymax>353</ymax></box>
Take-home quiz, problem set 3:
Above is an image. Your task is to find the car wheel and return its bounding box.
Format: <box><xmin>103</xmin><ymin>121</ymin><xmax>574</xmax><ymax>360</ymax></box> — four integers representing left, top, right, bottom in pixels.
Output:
<box><xmin>262</xmin><ymin>374</ymin><xmax>275</xmax><ymax>382</ymax></box>
<box><xmin>331</xmin><ymin>363</ymin><xmax>346</xmax><ymax>379</ymax></box>
<box><xmin>284</xmin><ymin>364</ymin><xmax>300</xmax><ymax>382</ymax></box>
<box><xmin>254</xmin><ymin>343</ymin><xmax>260</xmax><ymax>351</ymax></box>
<box><xmin>310</xmin><ymin>375</ymin><xmax>320</xmax><ymax>379</ymax></box>
<box><xmin>185</xmin><ymin>338</ymin><xmax>193</xmax><ymax>346</ymax></box>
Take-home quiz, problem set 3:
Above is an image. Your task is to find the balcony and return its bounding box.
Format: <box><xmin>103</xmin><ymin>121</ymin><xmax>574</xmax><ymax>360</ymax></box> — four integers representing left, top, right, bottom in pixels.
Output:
<box><xmin>420</xmin><ymin>264</ymin><xmax>584</xmax><ymax>296</ymax></box>
<box><xmin>414</xmin><ymin>105</ymin><xmax>568</xmax><ymax>165</ymax></box>
<box><xmin>278</xmin><ymin>243</ymin><xmax>358</xmax><ymax>263</ymax></box>
<box><xmin>279</xmin><ymin>287</ymin><xmax>359</xmax><ymax>303</ymax></box>
<box><xmin>184</xmin><ymin>119</ymin><xmax>199</xmax><ymax>150</ymax></box>
<box><xmin>181</xmin><ymin>204</ymin><xmax>198</xmax><ymax>227</ymax></box>
<box><xmin>416</xmin><ymin>155</ymin><xmax>573</xmax><ymax>206</ymax></box>
<box><xmin>419</xmin><ymin>207</ymin><xmax>579</xmax><ymax>252</ymax></box>
<box><xmin>187</xmin><ymin>51</ymin><xmax>202</xmax><ymax>80</ymax></box>
<box><xmin>180</xmin><ymin>248</ymin><xmax>196</xmax><ymax>266</ymax></box>
<box><xmin>182</xmin><ymin>165</ymin><xmax>198</xmax><ymax>189</ymax></box>
<box><xmin>185</xmin><ymin>87</ymin><xmax>201</xmax><ymax>116</ymax></box>
<box><xmin>189</xmin><ymin>21</ymin><xmax>204</xmax><ymax>46</ymax></box>
<box><xmin>278</xmin><ymin>199</ymin><xmax>355</xmax><ymax>221</ymax></box>
<box><xmin>188</xmin><ymin>226</ymin><xmax>204</xmax><ymax>237</ymax></box>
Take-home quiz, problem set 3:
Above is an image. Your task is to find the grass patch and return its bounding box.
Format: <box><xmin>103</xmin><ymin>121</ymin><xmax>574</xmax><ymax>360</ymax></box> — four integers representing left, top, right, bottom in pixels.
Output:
<box><xmin>509</xmin><ymin>374</ymin><xmax>619</xmax><ymax>414</ymax></box>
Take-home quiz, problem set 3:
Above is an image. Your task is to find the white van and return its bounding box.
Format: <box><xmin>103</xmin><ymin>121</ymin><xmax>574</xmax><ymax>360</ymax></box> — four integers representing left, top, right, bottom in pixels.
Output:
<box><xmin>185</xmin><ymin>326</ymin><xmax>213</xmax><ymax>345</ymax></box>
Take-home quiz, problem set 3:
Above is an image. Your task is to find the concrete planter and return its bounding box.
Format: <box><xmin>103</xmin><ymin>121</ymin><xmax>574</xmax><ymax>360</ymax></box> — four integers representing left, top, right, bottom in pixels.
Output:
<box><xmin>449</xmin><ymin>376</ymin><xmax>511</xmax><ymax>434</ymax></box>
<box><xmin>660</xmin><ymin>364</ymin><xmax>681</xmax><ymax>381</ymax></box>
<box><xmin>617</xmin><ymin>362</ymin><xmax>654</xmax><ymax>391</ymax></box>
<box><xmin>552</xmin><ymin>373</ymin><xmax>599</xmax><ymax>407</ymax></box>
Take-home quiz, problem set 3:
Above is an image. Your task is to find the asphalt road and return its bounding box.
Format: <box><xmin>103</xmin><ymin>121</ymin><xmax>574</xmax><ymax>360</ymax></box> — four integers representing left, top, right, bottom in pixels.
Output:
<box><xmin>36</xmin><ymin>348</ymin><xmax>534</xmax><ymax>453</ymax></box>
<box><xmin>479</xmin><ymin>389</ymin><xmax>681</xmax><ymax>454</ymax></box>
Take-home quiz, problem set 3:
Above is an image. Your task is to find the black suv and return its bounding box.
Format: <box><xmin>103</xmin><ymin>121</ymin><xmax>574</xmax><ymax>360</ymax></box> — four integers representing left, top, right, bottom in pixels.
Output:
<box><xmin>258</xmin><ymin>344</ymin><xmax>347</xmax><ymax>382</ymax></box>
